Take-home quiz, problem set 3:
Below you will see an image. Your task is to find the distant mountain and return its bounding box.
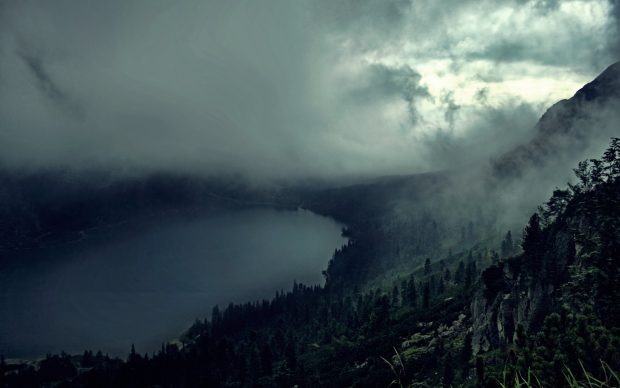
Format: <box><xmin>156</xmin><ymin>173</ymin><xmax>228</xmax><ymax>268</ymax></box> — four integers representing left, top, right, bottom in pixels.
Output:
<box><xmin>292</xmin><ymin>62</ymin><xmax>620</xmax><ymax>288</ymax></box>
<box><xmin>3</xmin><ymin>61</ymin><xmax>620</xmax><ymax>388</ymax></box>
<box><xmin>0</xmin><ymin>170</ymin><xmax>292</xmax><ymax>252</ymax></box>
<box><xmin>6</xmin><ymin>140</ymin><xmax>617</xmax><ymax>388</ymax></box>
<box><xmin>493</xmin><ymin>61</ymin><xmax>620</xmax><ymax>178</ymax></box>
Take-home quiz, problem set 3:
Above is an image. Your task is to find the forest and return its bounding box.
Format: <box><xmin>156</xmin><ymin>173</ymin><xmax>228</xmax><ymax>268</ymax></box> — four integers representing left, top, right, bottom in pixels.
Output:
<box><xmin>2</xmin><ymin>139</ymin><xmax>618</xmax><ymax>387</ymax></box>
<box><xmin>2</xmin><ymin>1</ymin><xmax>620</xmax><ymax>386</ymax></box>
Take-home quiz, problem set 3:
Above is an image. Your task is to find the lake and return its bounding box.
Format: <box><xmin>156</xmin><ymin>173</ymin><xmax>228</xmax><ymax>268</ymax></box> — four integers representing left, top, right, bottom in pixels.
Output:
<box><xmin>0</xmin><ymin>208</ymin><xmax>346</xmax><ymax>359</ymax></box>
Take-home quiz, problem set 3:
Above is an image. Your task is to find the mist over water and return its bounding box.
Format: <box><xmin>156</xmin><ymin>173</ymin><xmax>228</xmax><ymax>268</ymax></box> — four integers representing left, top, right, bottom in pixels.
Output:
<box><xmin>0</xmin><ymin>209</ymin><xmax>346</xmax><ymax>359</ymax></box>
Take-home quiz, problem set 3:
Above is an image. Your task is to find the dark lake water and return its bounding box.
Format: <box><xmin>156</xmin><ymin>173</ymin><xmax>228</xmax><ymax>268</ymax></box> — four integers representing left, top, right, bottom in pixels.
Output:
<box><xmin>0</xmin><ymin>208</ymin><xmax>346</xmax><ymax>359</ymax></box>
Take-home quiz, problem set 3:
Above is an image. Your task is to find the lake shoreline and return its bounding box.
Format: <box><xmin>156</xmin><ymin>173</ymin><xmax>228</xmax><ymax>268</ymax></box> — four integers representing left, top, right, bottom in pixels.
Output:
<box><xmin>0</xmin><ymin>208</ymin><xmax>346</xmax><ymax>360</ymax></box>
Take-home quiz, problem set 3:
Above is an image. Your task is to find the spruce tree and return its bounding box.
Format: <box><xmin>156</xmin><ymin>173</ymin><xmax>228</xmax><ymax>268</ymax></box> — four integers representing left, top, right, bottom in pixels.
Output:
<box><xmin>424</xmin><ymin>258</ymin><xmax>432</xmax><ymax>275</ymax></box>
<box><xmin>501</xmin><ymin>230</ymin><xmax>513</xmax><ymax>257</ymax></box>
<box><xmin>455</xmin><ymin>261</ymin><xmax>465</xmax><ymax>284</ymax></box>
<box><xmin>391</xmin><ymin>285</ymin><xmax>399</xmax><ymax>306</ymax></box>
<box><xmin>522</xmin><ymin>213</ymin><xmax>543</xmax><ymax>259</ymax></box>
<box><xmin>422</xmin><ymin>282</ymin><xmax>430</xmax><ymax>308</ymax></box>
<box><xmin>407</xmin><ymin>275</ymin><xmax>417</xmax><ymax>307</ymax></box>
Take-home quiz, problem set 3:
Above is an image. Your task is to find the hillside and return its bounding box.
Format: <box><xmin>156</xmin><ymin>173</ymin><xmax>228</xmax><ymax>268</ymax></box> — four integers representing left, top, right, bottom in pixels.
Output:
<box><xmin>4</xmin><ymin>139</ymin><xmax>617</xmax><ymax>387</ymax></box>
<box><xmin>0</xmin><ymin>171</ymin><xmax>295</xmax><ymax>253</ymax></box>
<box><xmin>0</xmin><ymin>66</ymin><xmax>620</xmax><ymax>387</ymax></box>
<box><xmin>2</xmin><ymin>0</ymin><xmax>620</xmax><ymax>386</ymax></box>
<box><xmin>2</xmin><ymin>62</ymin><xmax>620</xmax><ymax>386</ymax></box>
<box><xmin>493</xmin><ymin>61</ymin><xmax>620</xmax><ymax>179</ymax></box>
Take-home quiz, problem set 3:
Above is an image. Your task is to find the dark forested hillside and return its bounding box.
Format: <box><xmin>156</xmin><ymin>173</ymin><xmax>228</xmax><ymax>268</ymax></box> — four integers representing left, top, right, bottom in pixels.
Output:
<box><xmin>3</xmin><ymin>60</ymin><xmax>620</xmax><ymax>387</ymax></box>
<box><xmin>2</xmin><ymin>1</ymin><xmax>619</xmax><ymax>386</ymax></box>
<box><xmin>2</xmin><ymin>62</ymin><xmax>620</xmax><ymax>388</ymax></box>
<box><xmin>300</xmin><ymin>171</ymin><xmax>456</xmax><ymax>289</ymax></box>
<box><xmin>3</xmin><ymin>140</ymin><xmax>619</xmax><ymax>387</ymax></box>
<box><xmin>0</xmin><ymin>171</ymin><xmax>295</xmax><ymax>252</ymax></box>
<box><xmin>471</xmin><ymin>138</ymin><xmax>620</xmax><ymax>386</ymax></box>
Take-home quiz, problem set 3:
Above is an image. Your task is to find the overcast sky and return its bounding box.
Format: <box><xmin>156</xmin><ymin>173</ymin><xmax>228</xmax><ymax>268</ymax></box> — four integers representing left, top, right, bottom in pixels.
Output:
<box><xmin>0</xmin><ymin>0</ymin><xmax>618</xmax><ymax>180</ymax></box>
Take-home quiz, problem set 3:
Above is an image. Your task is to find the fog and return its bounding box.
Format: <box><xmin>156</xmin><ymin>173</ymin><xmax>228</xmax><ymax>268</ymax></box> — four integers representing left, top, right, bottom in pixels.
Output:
<box><xmin>1</xmin><ymin>0</ymin><xmax>619</xmax><ymax>366</ymax></box>
<box><xmin>0</xmin><ymin>0</ymin><xmax>618</xmax><ymax>181</ymax></box>
<box><xmin>0</xmin><ymin>209</ymin><xmax>346</xmax><ymax>358</ymax></box>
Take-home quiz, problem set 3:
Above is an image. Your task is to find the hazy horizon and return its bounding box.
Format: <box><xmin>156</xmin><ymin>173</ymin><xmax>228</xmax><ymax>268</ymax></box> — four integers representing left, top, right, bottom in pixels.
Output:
<box><xmin>1</xmin><ymin>0</ymin><xmax>619</xmax><ymax>182</ymax></box>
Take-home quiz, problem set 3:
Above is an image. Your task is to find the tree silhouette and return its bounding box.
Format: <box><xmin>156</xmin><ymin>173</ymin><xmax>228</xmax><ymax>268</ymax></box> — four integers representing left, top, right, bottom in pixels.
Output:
<box><xmin>522</xmin><ymin>213</ymin><xmax>542</xmax><ymax>260</ymax></box>
<box><xmin>424</xmin><ymin>258</ymin><xmax>432</xmax><ymax>275</ymax></box>
<box><xmin>422</xmin><ymin>282</ymin><xmax>430</xmax><ymax>309</ymax></box>
<box><xmin>501</xmin><ymin>230</ymin><xmax>513</xmax><ymax>257</ymax></box>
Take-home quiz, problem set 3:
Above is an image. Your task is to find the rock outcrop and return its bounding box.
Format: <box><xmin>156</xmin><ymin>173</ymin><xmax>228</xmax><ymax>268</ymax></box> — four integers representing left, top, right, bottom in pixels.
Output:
<box><xmin>471</xmin><ymin>229</ymin><xmax>576</xmax><ymax>354</ymax></box>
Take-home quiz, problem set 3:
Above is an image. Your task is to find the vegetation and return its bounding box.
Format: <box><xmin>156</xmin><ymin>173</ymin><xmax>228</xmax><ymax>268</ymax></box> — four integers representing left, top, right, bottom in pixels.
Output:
<box><xmin>2</xmin><ymin>138</ymin><xmax>619</xmax><ymax>387</ymax></box>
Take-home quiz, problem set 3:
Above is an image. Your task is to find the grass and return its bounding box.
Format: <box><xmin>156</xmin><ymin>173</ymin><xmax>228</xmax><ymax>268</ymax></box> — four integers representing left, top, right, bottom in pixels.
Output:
<box><xmin>380</xmin><ymin>347</ymin><xmax>405</xmax><ymax>388</ymax></box>
<box><xmin>497</xmin><ymin>361</ymin><xmax>620</xmax><ymax>388</ymax></box>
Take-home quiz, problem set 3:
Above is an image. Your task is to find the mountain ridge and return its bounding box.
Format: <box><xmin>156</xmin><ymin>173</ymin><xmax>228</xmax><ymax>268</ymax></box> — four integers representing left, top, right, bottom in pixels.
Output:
<box><xmin>493</xmin><ymin>61</ymin><xmax>620</xmax><ymax>178</ymax></box>
<box><xmin>2</xmin><ymin>63</ymin><xmax>620</xmax><ymax>387</ymax></box>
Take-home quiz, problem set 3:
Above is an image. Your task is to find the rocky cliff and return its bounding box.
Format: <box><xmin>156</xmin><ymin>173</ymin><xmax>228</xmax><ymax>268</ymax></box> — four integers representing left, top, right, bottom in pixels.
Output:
<box><xmin>471</xmin><ymin>164</ymin><xmax>620</xmax><ymax>355</ymax></box>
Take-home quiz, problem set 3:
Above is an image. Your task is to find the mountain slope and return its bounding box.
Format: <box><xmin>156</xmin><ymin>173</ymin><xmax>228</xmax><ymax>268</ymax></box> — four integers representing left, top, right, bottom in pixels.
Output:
<box><xmin>471</xmin><ymin>139</ymin><xmax>620</xmax><ymax>386</ymax></box>
<box><xmin>2</xmin><ymin>64</ymin><xmax>620</xmax><ymax>387</ymax></box>
<box><xmin>5</xmin><ymin>141</ymin><xmax>617</xmax><ymax>388</ymax></box>
<box><xmin>493</xmin><ymin>61</ymin><xmax>620</xmax><ymax>178</ymax></box>
<box><xmin>0</xmin><ymin>171</ymin><xmax>294</xmax><ymax>252</ymax></box>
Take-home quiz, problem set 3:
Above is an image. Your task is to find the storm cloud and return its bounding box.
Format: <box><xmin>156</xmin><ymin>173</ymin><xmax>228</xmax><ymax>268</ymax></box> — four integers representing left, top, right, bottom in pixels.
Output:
<box><xmin>0</xmin><ymin>0</ymin><xmax>617</xmax><ymax>181</ymax></box>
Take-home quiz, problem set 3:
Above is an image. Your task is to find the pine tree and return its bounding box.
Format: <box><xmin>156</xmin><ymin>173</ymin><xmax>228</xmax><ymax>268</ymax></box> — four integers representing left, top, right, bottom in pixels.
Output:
<box><xmin>522</xmin><ymin>213</ymin><xmax>542</xmax><ymax>258</ymax></box>
<box><xmin>422</xmin><ymin>282</ymin><xmax>430</xmax><ymax>308</ymax></box>
<box><xmin>260</xmin><ymin>344</ymin><xmax>273</xmax><ymax>376</ymax></box>
<box><xmin>602</xmin><ymin>137</ymin><xmax>620</xmax><ymax>179</ymax></box>
<box><xmin>501</xmin><ymin>230</ymin><xmax>514</xmax><ymax>257</ymax></box>
<box><xmin>455</xmin><ymin>261</ymin><xmax>465</xmax><ymax>284</ymax></box>
<box><xmin>212</xmin><ymin>305</ymin><xmax>222</xmax><ymax>328</ymax></box>
<box><xmin>476</xmin><ymin>357</ymin><xmax>485</xmax><ymax>384</ymax></box>
<box><xmin>424</xmin><ymin>258</ymin><xmax>432</xmax><ymax>275</ymax></box>
<box><xmin>82</xmin><ymin>350</ymin><xmax>94</xmax><ymax>368</ymax></box>
<box><xmin>465</xmin><ymin>260</ymin><xmax>477</xmax><ymax>288</ymax></box>
<box><xmin>541</xmin><ymin>189</ymin><xmax>572</xmax><ymax>222</ymax></box>
<box><xmin>391</xmin><ymin>285</ymin><xmax>399</xmax><ymax>306</ymax></box>
<box><xmin>400</xmin><ymin>279</ymin><xmax>408</xmax><ymax>306</ymax></box>
<box><xmin>573</xmin><ymin>160</ymin><xmax>593</xmax><ymax>193</ymax></box>
<box><xmin>407</xmin><ymin>275</ymin><xmax>417</xmax><ymax>307</ymax></box>
<box><xmin>370</xmin><ymin>295</ymin><xmax>391</xmax><ymax>328</ymax></box>
<box><xmin>237</xmin><ymin>354</ymin><xmax>248</xmax><ymax>384</ymax></box>
<box><xmin>444</xmin><ymin>268</ymin><xmax>451</xmax><ymax>282</ymax></box>
<box><xmin>437</xmin><ymin>277</ymin><xmax>445</xmax><ymax>295</ymax></box>
<box><xmin>442</xmin><ymin>352</ymin><xmax>455</xmax><ymax>387</ymax></box>
<box><xmin>127</xmin><ymin>344</ymin><xmax>141</xmax><ymax>364</ymax></box>
<box><xmin>285</xmin><ymin>339</ymin><xmax>297</xmax><ymax>371</ymax></box>
<box><xmin>461</xmin><ymin>332</ymin><xmax>472</xmax><ymax>380</ymax></box>
<box><xmin>589</xmin><ymin>158</ymin><xmax>605</xmax><ymax>186</ymax></box>
<box><xmin>248</xmin><ymin>347</ymin><xmax>261</xmax><ymax>381</ymax></box>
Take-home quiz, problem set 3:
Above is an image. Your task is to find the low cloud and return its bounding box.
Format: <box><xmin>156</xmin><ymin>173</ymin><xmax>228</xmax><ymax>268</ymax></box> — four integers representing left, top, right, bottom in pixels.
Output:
<box><xmin>0</xmin><ymin>0</ymin><xmax>617</xmax><ymax>182</ymax></box>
